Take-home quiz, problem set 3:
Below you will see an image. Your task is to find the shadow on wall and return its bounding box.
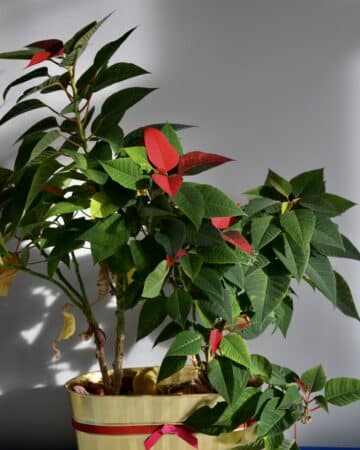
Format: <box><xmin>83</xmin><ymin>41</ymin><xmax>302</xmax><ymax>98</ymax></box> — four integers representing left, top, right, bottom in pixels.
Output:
<box><xmin>0</xmin><ymin>251</ymin><xmax>167</xmax><ymax>448</ymax></box>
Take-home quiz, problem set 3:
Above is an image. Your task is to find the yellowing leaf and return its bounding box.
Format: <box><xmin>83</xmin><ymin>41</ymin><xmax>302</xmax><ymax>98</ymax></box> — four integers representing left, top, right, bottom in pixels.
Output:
<box><xmin>90</xmin><ymin>191</ymin><xmax>118</xmax><ymax>218</ymax></box>
<box><xmin>0</xmin><ymin>253</ymin><xmax>21</xmax><ymax>296</ymax></box>
<box><xmin>57</xmin><ymin>304</ymin><xmax>76</xmax><ymax>341</ymax></box>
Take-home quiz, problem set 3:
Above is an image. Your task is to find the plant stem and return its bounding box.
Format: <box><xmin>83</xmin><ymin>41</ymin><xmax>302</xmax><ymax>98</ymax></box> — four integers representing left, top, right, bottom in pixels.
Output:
<box><xmin>71</xmin><ymin>251</ymin><xmax>88</xmax><ymax>303</ymax></box>
<box><xmin>68</xmin><ymin>66</ymin><xmax>88</xmax><ymax>154</ymax></box>
<box><xmin>112</xmin><ymin>274</ymin><xmax>126</xmax><ymax>395</ymax></box>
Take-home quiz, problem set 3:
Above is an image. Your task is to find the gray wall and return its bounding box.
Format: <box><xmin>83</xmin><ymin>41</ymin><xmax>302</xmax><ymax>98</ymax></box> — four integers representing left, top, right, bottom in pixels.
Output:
<box><xmin>0</xmin><ymin>0</ymin><xmax>359</xmax><ymax>447</ymax></box>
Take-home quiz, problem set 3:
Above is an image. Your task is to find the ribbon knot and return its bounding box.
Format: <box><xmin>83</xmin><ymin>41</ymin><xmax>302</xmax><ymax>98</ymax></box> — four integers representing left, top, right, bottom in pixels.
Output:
<box><xmin>144</xmin><ymin>424</ymin><xmax>198</xmax><ymax>450</ymax></box>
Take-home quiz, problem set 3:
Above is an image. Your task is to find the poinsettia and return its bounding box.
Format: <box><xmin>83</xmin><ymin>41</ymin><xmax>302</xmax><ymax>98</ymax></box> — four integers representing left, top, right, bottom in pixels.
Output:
<box><xmin>144</xmin><ymin>127</ymin><xmax>233</xmax><ymax>196</ymax></box>
<box><xmin>26</xmin><ymin>39</ymin><xmax>64</xmax><ymax>67</ymax></box>
<box><xmin>209</xmin><ymin>328</ymin><xmax>223</xmax><ymax>354</ymax></box>
<box><xmin>211</xmin><ymin>215</ymin><xmax>254</xmax><ymax>254</ymax></box>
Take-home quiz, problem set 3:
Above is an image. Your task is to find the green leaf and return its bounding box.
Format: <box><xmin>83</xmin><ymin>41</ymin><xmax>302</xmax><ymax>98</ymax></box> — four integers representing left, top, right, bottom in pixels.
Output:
<box><xmin>301</xmin><ymin>364</ymin><xmax>326</xmax><ymax>393</ymax></box>
<box><xmin>208</xmin><ymin>357</ymin><xmax>248</xmax><ymax>405</ymax></box>
<box><xmin>3</xmin><ymin>67</ymin><xmax>48</xmax><ymax>100</ymax></box>
<box><xmin>278</xmin><ymin>384</ymin><xmax>302</xmax><ymax>409</ymax></box>
<box><xmin>314</xmin><ymin>234</ymin><xmax>360</xmax><ymax>261</ymax></box>
<box><xmin>274</xmin><ymin>296</ymin><xmax>293</xmax><ymax>338</ymax></box>
<box><xmin>195</xmin><ymin>267</ymin><xmax>224</xmax><ymax>301</ymax></box>
<box><xmin>17</xmin><ymin>116</ymin><xmax>58</xmax><ymax>142</ymax></box>
<box><xmin>325</xmin><ymin>377</ymin><xmax>360</xmax><ymax>406</ymax></box>
<box><xmin>155</xmin><ymin>218</ymin><xmax>186</xmax><ymax>258</ymax></box>
<box><xmin>90</xmin><ymin>191</ymin><xmax>119</xmax><ymax>218</ymax></box>
<box><xmin>123</xmin><ymin>146</ymin><xmax>153</xmax><ymax>171</ymax></box>
<box><xmin>305</xmin><ymin>254</ymin><xmax>337</xmax><ymax>304</ymax></box>
<box><xmin>124</xmin><ymin>122</ymin><xmax>192</xmax><ymax>147</ymax></box>
<box><xmin>185</xmin><ymin>221</ymin><xmax>223</xmax><ymax>247</ymax></box>
<box><xmin>158</xmin><ymin>356</ymin><xmax>187</xmax><ymax>382</ymax></box>
<box><xmin>174</xmin><ymin>183</ymin><xmax>204</xmax><ymax>230</ymax></box>
<box><xmin>312</xmin><ymin>214</ymin><xmax>344</xmax><ymax>249</ymax></box>
<box><xmin>79</xmin><ymin>215</ymin><xmax>129</xmax><ymax>263</ymax></box>
<box><xmin>154</xmin><ymin>321</ymin><xmax>183</xmax><ymax>347</ymax></box>
<box><xmin>245</xmin><ymin>269</ymin><xmax>290</xmax><ymax>322</ymax></box>
<box><xmin>250</xmin><ymin>354</ymin><xmax>272</xmax><ymax>382</ymax></box>
<box><xmin>199</xmin><ymin>243</ymin><xmax>241</xmax><ymax>265</ymax></box>
<box><xmin>166</xmin><ymin>289</ymin><xmax>192</xmax><ymax>327</ymax></box>
<box><xmin>0</xmin><ymin>48</ymin><xmax>38</xmax><ymax>60</ymax></box>
<box><xmin>162</xmin><ymin>123</ymin><xmax>184</xmax><ymax>155</ymax></box>
<box><xmin>142</xmin><ymin>260</ymin><xmax>169</xmax><ymax>298</ymax></box>
<box><xmin>224</xmin><ymin>265</ymin><xmax>245</xmax><ymax>290</ymax></box>
<box><xmin>24</xmin><ymin>158</ymin><xmax>61</xmax><ymax>211</ymax></box>
<box><xmin>94</xmin><ymin>27</ymin><xmax>137</xmax><ymax>68</ymax></box>
<box><xmin>92</xmin><ymin>62</ymin><xmax>149</xmax><ymax>92</ymax></box>
<box><xmin>313</xmin><ymin>395</ymin><xmax>329</xmax><ymax>413</ymax></box>
<box><xmin>94</xmin><ymin>122</ymin><xmax>124</xmax><ymax>153</ymax></box>
<box><xmin>334</xmin><ymin>272</ymin><xmax>360</xmax><ymax>321</ymax></box>
<box><xmin>97</xmin><ymin>87</ymin><xmax>156</xmax><ymax>126</ymax></box>
<box><xmin>251</xmin><ymin>216</ymin><xmax>280</xmax><ymax>250</ymax></box>
<box><xmin>280</xmin><ymin>209</ymin><xmax>315</xmax><ymax>250</ymax></box>
<box><xmin>274</xmin><ymin>235</ymin><xmax>310</xmax><ymax>281</ymax></box>
<box><xmin>300</xmin><ymin>193</ymin><xmax>355</xmax><ymax>217</ymax></box>
<box><xmin>257</xmin><ymin>398</ymin><xmax>286</xmax><ymax>438</ymax></box>
<box><xmin>269</xmin><ymin>364</ymin><xmax>298</xmax><ymax>387</ymax></box>
<box><xmin>137</xmin><ymin>298</ymin><xmax>167</xmax><ymax>340</ymax></box>
<box><xmin>197</xmin><ymin>288</ymin><xmax>233</xmax><ymax>324</ymax></box>
<box><xmin>243</xmin><ymin>197</ymin><xmax>280</xmax><ymax>217</ymax></box>
<box><xmin>46</xmin><ymin>201</ymin><xmax>89</xmax><ymax>218</ymax></box>
<box><xmin>166</xmin><ymin>330</ymin><xmax>203</xmax><ymax>356</ymax></box>
<box><xmin>220</xmin><ymin>334</ymin><xmax>251</xmax><ymax>368</ymax></box>
<box><xmin>290</xmin><ymin>168</ymin><xmax>325</xmax><ymax>197</ymax></box>
<box><xmin>26</xmin><ymin>130</ymin><xmax>61</xmax><ymax>165</ymax></box>
<box><xmin>194</xmin><ymin>184</ymin><xmax>244</xmax><ymax>218</ymax></box>
<box><xmin>85</xmin><ymin>169</ymin><xmax>108</xmax><ymax>185</ymax></box>
<box><xmin>17</xmin><ymin>75</ymin><xmax>64</xmax><ymax>102</ymax></box>
<box><xmin>265</xmin><ymin>170</ymin><xmax>292</xmax><ymax>198</ymax></box>
<box><xmin>100</xmin><ymin>158</ymin><xmax>145</xmax><ymax>190</ymax></box>
<box><xmin>0</xmin><ymin>99</ymin><xmax>45</xmax><ymax>126</ymax></box>
<box><xmin>179</xmin><ymin>253</ymin><xmax>204</xmax><ymax>282</ymax></box>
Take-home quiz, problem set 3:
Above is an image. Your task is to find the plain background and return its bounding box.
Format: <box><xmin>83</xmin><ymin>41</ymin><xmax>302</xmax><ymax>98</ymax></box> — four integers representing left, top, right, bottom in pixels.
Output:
<box><xmin>0</xmin><ymin>0</ymin><xmax>359</xmax><ymax>448</ymax></box>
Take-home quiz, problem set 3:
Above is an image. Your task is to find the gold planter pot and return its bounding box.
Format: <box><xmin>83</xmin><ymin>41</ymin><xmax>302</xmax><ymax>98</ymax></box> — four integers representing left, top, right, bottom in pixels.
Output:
<box><xmin>65</xmin><ymin>367</ymin><xmax>256</xmax><ymax>450</ymax></box>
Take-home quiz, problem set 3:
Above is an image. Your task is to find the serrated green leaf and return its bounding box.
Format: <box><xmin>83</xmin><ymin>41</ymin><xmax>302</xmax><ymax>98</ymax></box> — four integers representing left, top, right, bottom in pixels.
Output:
<box><xmin>325</xmin><ymin>377</ymin><xmax>360</xmax><ymax>406</ymax></box>
<box><xmin>265</xmin><ymin>170</ymin><xmax>292</xmax><ymax>198</ymax></box>
<box><xmin>26</xmin><ymin>130</ymin><xmax>61</xmax><ymax>165</ymax></box>
<box><xmin>257</xmin><ymin>398</ymin><xmax>286</xmax><ymax>438</ymax></box>
<box><xmin>312</xmin><ymin>214</ymin><xmax>344</xmax><ymax>249</ymax></box>
<box><xmin>95</xmin><ymin>122</ymin><xmax>124</xmax><ymax>153</ymax></box>
<box><xmin>290</xmin><ymin>168</ymin><xmax>325</xmax><ymax>197</ymax></box>
<box><xmin>278</xmin><ymin>384</ymin><xmax>302</xmax><ymax>409</ymax></box>
<box><xmin>220</xmin><ymin>334</ymin><xmax>251</xmax><ymax>368</ymax></box>
<box><xmin>274</xmin><ymin>235</ymin><xmax>309</xmax><ymax>281</ymax></box>
<box><xmin>300</xmin><ymin>193</ymin><xmax>355</xmax><ymax>217</ymax></box>
<box><xmin>142</xmin><ymin>260</ymin><xmax>169</xmax><ymax>298</ymax></box>
<box><xmin>314</xmin><ymin>234</ymin><xmax>360</xmax><ymax>261</ymax></box>
<box><xmin>251</xmin><ymin>216</ymin><xmax>280</xmax><ymax>250</ymax></box>
<box><xmin>46</xmin><ymin>200</ymin><xmax>89</xmax><ymax>218</ymax></box>
<box><xmin>274</xmin><ymin>296</ymin><xmax>293</xmax><ymax>338</ymax></box>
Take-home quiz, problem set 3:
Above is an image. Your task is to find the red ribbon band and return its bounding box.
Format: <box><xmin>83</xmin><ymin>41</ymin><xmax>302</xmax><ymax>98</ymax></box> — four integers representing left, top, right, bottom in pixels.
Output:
<box><xmin>72</xmin><ymin>420</ymin><xmax>198</xmax><ymax>449</ymax></box>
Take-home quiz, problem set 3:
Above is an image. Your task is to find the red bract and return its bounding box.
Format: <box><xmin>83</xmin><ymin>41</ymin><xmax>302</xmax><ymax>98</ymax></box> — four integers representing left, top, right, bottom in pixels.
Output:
<box><xmin>152</xmin><ymin>174</ymin><xmax>183</xmax><ymax>198</ymax></box>
<box><xmin>222</xmin><ymin>230</ymin><xmax>253</xmax><ymax>254</ymax></box>
<box><xmin>144</xmin><ymin>127</ymin><xmax>179</xmax><ymax>173</ymax></box>
<box><xmin>211</xmin><ymin>216</ymin><xmax>236</xmax><ymax>229</ymax></box>
<box><xmin>178</xmin><ymin>151</ymin><xmax>233</xmax><ymax>175</ymax></box>
<box><xmin>144</xmin><ymin>127</ymin><xmax>233</xmax><ymax>197</ymax></box>
<box><xmin>165</xmin><ymin>248</ymin><xmax>187</xmax><ymax>269</ymax></box>
<box><xmin>209</xmin><ymin>329</ymin><xmax>223</xmax><ymax>354</ymax></box>
<box><xmin>26</xmin><ymin>39</ymin><xmax>64</xmax><ymax>67</ymax></box>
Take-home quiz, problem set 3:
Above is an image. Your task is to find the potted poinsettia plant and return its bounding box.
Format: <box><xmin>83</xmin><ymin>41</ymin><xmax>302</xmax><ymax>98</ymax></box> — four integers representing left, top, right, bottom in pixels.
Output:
<box><xmin>0</xmin><ymin>14</ymin><xmax>359</xmax><ymax>450</ymax></box>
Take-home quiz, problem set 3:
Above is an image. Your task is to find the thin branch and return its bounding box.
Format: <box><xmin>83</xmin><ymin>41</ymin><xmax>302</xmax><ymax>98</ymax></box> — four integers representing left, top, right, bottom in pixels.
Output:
<box><xmin>71</xmin><ymin>251</ymin><xmax>89</xmax><ymax>303</ymax></box>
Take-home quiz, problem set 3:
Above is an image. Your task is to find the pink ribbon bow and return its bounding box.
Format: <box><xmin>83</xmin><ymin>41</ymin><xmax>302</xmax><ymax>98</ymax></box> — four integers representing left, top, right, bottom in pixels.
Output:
<box><xmin>144</xmin><ymin>424</ymin><xmax>198</xmax><ymax>450</ymax></box>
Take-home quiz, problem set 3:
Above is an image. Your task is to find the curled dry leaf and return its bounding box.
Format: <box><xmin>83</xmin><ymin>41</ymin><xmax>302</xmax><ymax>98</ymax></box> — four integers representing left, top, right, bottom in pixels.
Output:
<box><xmin>51</xmin><ymin>340</ymin><xmax>61</xmax><ymax>360</ymax></box>
<box><xmin>0</xmin><ymin>253</ymin><xmax>21</xmax><ymax>296</ymax></box>
<box><xmin>133</xmin><ymin>367</ymin><xmax>159</xmax><ymax>394</ymax></box>
<box><xmin>57</xmin><ymin>304</ymin><xmax>76</xmax><ymax>341</ymax></box>
<box><xmin>95</xmin><ymin>263</ymin><xmax>110</xmax><ymax>303</ymax></box>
